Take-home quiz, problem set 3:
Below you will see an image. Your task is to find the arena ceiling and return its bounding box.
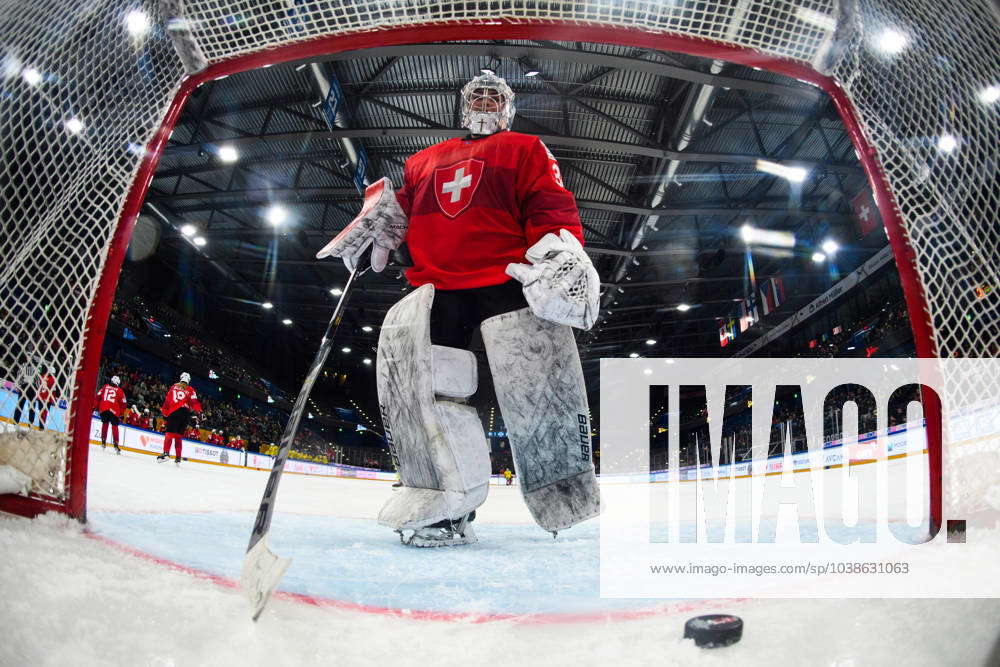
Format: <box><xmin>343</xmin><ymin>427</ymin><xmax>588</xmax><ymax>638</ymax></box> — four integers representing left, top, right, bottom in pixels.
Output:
<box><xmin>135</xmin><ymin>38</ymin><xmax>884</xmax><ymax>402</ymax></box>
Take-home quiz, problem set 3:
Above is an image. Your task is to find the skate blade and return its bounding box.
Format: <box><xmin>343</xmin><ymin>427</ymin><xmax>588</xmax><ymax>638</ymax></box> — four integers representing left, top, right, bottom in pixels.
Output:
<box><xmin>398</xmin><ymin>525</ymin><xmax>477</xmax><ymax>548</ymax></box>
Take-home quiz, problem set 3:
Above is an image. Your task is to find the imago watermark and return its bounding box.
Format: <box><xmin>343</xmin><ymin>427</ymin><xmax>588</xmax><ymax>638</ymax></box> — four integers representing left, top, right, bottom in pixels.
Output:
<box><xmin>599</xmin><ymin>359</ymin><xmax>1000</xmax><ymax>598</ymax></box>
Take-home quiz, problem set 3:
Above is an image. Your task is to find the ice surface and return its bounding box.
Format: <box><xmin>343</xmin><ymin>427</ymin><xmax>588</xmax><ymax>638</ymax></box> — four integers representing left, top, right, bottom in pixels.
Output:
<box><xmin>1</xmin><ymin>444</ymin><xmax>999</xmax><ymax>666</ymax></box>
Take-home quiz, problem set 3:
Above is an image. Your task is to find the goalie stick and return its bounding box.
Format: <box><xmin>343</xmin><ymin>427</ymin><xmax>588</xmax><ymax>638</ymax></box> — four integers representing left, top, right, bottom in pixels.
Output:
<box><xmin>240</xmin><ymin>251</ymin><xmax>372</xmax><ymax>621</ymax></box>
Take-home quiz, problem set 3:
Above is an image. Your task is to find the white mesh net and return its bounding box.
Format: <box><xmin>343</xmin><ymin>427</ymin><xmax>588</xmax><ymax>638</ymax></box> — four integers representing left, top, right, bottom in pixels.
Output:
<box><xmin>1</xmin><ymin>0</ymin><xmax>996</xmax><ymax>518</ymax></box>
<box><xmin>1</xmin><ymin>1</ymin><xmax>183</xmax><ymax>508</ymax></box>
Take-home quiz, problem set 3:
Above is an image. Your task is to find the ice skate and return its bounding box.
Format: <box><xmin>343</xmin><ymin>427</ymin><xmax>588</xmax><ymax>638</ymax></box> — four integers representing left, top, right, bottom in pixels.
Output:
<box><xmin>114</xmin><ymin>445</ymin><xmax>121</xmax><ymax>455</ymax></box>
<box><xmin>156</xmin><ymin>453</ymin><xmax>168</xmax><ymax>462</ymax></box>
<box><xmin>175</xmin><ymin>457</ymin><xmax>181</xmax><ymax>467</ymax></box>
<box><xmin>398</xmin><ymin>512</ymin><xmax>477</xmax><ymax>548</ymax></box>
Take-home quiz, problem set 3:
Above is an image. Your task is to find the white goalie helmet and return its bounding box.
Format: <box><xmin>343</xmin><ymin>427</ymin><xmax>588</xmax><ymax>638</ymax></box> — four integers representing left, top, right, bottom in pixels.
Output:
<box><xmin>111</xmin><ymin>375</ymin><xmax>120</xmax><ymax>386</ymax></box>
<box><xmin>180</xmin><ymin>372</ymin><xmax>191</xmax><ymax>383</ymax></box>
<box><xmin>460</xmin><ymin>72</ymin><xmax>516</xmax><ymax>135</ymax></box>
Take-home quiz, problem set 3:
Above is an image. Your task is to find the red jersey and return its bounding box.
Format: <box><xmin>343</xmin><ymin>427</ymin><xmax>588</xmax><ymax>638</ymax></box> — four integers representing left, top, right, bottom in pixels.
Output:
<box><xmin>38</xmin><ymin>373</ymin><xmax>56</xmax><ymax>403</ymax></box>
<box><xmin>96</xmin><ymin>384</ymin><xmax>126</xmax><ymax>417</ymax></box>
<box><xmin>161</xmin><ymin>383</ymin><xmax>203</xmax><ymax>416</ymax></box>
<box><xmin>395</xmin><ymin>131</ymin><xmax>583</xmax><ymax>290</ymax></box>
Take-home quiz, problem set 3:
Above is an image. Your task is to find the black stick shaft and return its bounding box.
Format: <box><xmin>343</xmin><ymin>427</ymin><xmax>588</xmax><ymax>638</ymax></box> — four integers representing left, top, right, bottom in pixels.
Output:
<box><xmin>246</xmin><ymin>262</ymin><xmax>367</xmax><ymax>553</ymax></box>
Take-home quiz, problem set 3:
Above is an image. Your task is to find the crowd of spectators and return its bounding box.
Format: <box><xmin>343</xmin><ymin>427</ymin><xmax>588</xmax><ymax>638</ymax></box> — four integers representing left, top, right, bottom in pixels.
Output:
<box><xmin>110</xmin><ymin>295</ymin><xmax>267</xmax><ymax>392</ymax></box>
<box><xmin>654</xmin><ymin>298</ymin><xmax>923</xmax><ymax>470</ymax></box>
<box><xmin>799</xmin><ymin>301</ymin><xmax>911</xmax><ymax>359</ymax></box>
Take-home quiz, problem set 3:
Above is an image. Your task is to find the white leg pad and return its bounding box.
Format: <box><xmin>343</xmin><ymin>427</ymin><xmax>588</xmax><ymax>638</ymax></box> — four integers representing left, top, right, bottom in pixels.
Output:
<box><xmin>376</xmin><ymin>285</ymin><xmax>490</xmax><ymax>530</ymax></box>
<box><xmin>481</xmin><ymin>307</ymin><xmax>600</xmax><ymax>532</ymax></box>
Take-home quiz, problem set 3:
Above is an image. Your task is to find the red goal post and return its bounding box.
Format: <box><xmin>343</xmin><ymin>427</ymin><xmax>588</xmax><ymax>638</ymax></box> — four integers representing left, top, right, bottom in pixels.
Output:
<box><xmin>2</xmin><ymin>0</ymin><xmax>997</xmax><ymax>530</ymax></box>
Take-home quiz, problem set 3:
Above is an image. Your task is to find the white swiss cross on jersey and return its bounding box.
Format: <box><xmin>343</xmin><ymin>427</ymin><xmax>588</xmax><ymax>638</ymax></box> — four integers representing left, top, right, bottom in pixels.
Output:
<box><xmin>434</xmin><ymin>158</ymin><xmax>485</xmax><ymax>218</ymax></box>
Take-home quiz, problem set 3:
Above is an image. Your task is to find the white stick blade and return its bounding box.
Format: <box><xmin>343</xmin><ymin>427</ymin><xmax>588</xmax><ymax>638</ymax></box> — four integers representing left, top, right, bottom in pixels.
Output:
<box><xmin>240</xmin><ymin>536</ymin><xmax>292</xmax><ymax>621</ymax></box>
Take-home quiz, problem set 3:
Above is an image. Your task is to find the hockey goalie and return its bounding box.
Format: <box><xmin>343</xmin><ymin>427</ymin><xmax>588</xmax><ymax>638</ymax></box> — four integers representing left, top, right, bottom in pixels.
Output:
<box><xmin>318</xmin><ymin>73</ymin><xmax>601</xmax><ymax>547</ymax></box>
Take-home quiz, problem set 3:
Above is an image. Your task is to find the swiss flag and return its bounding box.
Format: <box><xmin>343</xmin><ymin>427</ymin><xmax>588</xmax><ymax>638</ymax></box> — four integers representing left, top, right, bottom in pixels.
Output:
<box><xmin>851</xmin><ymin>188</ymin><xmax>880</xmax><ymax>237</ymax></box>
<box><xmin>434</xmin><ymin>158</ymin><xmax>485</xmax><ymax>218</ymax></box>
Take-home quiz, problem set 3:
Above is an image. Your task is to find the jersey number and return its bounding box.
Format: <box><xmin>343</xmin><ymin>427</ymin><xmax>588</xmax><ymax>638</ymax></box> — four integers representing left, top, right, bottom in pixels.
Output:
<box><xmin>550</xmin><ymin>162</ymin><xmax>564</xmax><ymax>188</ymax></box>
<box><xmin>172</xmin><ymin>389</ymin><xmax>187</xmax><ymax>403</ymax></box>
<box><xmin>102</xmin><ymin>388</ymin><xmax>119</xmax><ymax>401</ymax></box>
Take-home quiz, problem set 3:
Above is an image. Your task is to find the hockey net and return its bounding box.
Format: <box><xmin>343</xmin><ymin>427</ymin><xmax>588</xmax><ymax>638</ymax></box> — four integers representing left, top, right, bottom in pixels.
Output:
<box><xmin>1</xmin><ymin>0</ymin><xmax>997</xmax><ymax>524</ymax></box>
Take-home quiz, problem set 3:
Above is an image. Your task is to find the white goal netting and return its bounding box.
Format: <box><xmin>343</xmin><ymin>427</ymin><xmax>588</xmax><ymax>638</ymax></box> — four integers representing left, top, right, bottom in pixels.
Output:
<box><xmin>1</xmin><ymin>0</ymin><xmax>997</xmax><ymax>519</ymax></box>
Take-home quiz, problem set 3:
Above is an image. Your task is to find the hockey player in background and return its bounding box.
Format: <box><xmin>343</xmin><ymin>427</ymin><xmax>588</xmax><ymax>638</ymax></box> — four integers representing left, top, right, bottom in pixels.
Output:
<box><xmin>158</xmin><ymin>372</ymin><xmax>202</xmax><ymax>466</ymax></box>
<box><xmin>35</xmin><ymin>366</ymin><xmax>57</xmax><ymax>430</ymax></box>
<box><xmin>319</xmin><ymin>73</ymin><xmax>601</xmax><ymax>547</ymax></box>
<box><xmin>12</xmin><ymin>354</ymin><xmax>41</xmax><ymax>429</ymax></box>
<box><xmin>96</xmin><ymin>375</ymin><xmax>126</xmax><ymax>453</ymax></box>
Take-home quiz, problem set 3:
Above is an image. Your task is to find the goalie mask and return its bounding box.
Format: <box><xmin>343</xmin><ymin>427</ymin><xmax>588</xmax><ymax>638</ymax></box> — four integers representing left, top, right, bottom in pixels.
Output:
<box><xmin>460</xmin><ymin>73</ymin><xmax>516</xmax><ymax>135</ymax></box>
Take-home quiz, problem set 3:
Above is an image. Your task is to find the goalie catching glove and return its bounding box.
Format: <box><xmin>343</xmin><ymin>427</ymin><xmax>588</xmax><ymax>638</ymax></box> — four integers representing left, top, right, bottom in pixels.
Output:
<box><xmin>506</xmin><ymin>229</ymin><xmax>600</xmax><ymax>330</ymax></box>
<box><xmin>316</xmin><ymin>177</ymin><xmax>408</xmax><ymax>272</ymax></box>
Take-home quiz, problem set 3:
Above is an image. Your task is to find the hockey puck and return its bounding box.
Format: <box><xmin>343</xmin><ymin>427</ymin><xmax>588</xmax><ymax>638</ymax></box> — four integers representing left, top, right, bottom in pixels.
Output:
<box><xmin>683</xmin><ymin>614</ymin><xmax>743</xmax><ymax>648</ymax></box>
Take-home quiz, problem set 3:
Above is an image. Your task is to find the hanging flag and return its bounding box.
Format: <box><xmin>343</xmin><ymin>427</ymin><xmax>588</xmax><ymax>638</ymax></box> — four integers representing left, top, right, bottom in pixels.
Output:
<box><xmin>739</xmin><ymin>301</ymin><xmax>750</xmax><ymax>332</ymax></box>
<box><xmin>746</xmin><ymin>293</ymin><xmax>759</xmax><ymax>323</ymax></box>
<box><xmin>852</xmin><ymin>188</ymin><xmax>880</xmax><ymax>237</ymax></box>
<box><xmin>759</xmin><ymin>280</ymin><xmax>773</xmax><ymax>316</ymax></box>
<box><xmin>771</xmin><ymin>276</ymin><xmax>785</xmax><ymax>308</ymax></box>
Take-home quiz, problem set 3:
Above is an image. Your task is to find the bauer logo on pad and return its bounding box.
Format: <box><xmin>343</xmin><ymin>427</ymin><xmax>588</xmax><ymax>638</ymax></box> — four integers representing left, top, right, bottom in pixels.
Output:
<box><xmin>434</xmin><ymin>158</ymin><xmax>485</xmax><ymax>218</ymax></box>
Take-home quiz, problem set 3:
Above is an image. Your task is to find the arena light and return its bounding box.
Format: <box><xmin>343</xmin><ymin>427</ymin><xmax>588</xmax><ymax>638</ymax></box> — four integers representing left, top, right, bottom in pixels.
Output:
<box><xmin>979</xmin><ymin>85</ymin><xmax>1000</xmax><ymax>104</ymax></box>
<box><xmin>193</xmin><ymin>236</ymin><xmax>207</xmax><ymax>247</ymax></box>
<box><xmin>282</xmin><ymin>318</ymin><xmax>292</xmax><ymax>325</ymax></box>
<box><xmin>64</xmin><ymin>117</ymin><xmax>85</xmax><ymax>134</ymax></box>
<box><xmin>363</xmin><ymin>358</ymin><xmax>372</xmax><ymax>365</ymax></box>
<box><xmin>812</xmin><ymin>251</ymin><xmax>827</xmax><ymax>263</ymax></box>
<box><xmin>124</xmin><ymin>10</ymin><xmax>150</xmax><ymax>36</ymax></box>
<box><xmin>267</xmin><ymin>204</ymin><xmax>288</xmax><ymax>226</ymax></box>
<box><xmin>217</xmin><ymin>145</ymin><xmax>239</xmax><ymax>163</ymax></box>
<box><xmin>628</xmin><ymin>352</ymin><xmax>640</xmax><ymax>358</ymax></box>
<box><xmin>677</xmin><ymin>303</ymin><xmax>692</xmax><ymax>312</ymax></box>
<box><xmin>330</xmin><ymin>287</ymin><xmax>343</xmax><ymax>296</ymax></box>
<box><xmin>261</xmin><ymin>301</ymin><xmax>273</xmax><ymax>310</ymax></box>
<box><xmin>876</xmin><ymin>29</ymin><xmax>908</xmax><ymax>55</ymax></box>
<box><xmin>645</xmin><ymin>339</ymin><xmax>656</xmax><ymax>346</ymax></box>
<box><xmin>341</xmin><ymin>346</ymin><xmax>351</xmax><ymax>353</ymax></box>
<box><xmin>361</xmin><ymin>325</ymin><xmax>373</xmax><ymax>332</ymax></box>
<box><xmin>740</xmin><ymin>224</ymin><xmax>796</xmax><ymax>248</ymax></box>
<box><xmin>821</xmin><ymin>239</ymin><xmax>839</xmax><ymax>255</ymax></box>
<box><xmin>180</xmin><ymin>224</ymin><xmax>196</xmax><ymax>237</ymax></box>
<box><xmin>755</xmin><ymin>159</ymin><xmax>807</xmax><ymax>183</ymax></box>
<box><xmin>21</xmin><ymin>67</ymin><xmax>41</xmax><ymax>86</ymax></box>
<box><xmin>525</xmin><ymin>70</ymin><xmax>539</xmax><ymax>77</ymax></box>
<box><xmin>937</xmin><ymin>134</ymin><xmax>958</xmax><ymax>153</ymax></box>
